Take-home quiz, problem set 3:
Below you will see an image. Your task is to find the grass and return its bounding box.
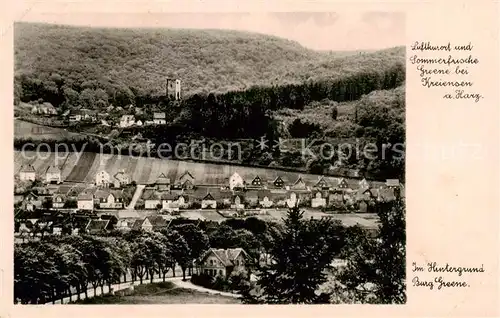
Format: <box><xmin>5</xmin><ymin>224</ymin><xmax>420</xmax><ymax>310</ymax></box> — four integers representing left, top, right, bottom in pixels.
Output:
<box><xmin>14</xmin><ymin>119</ymin><xmax>81</xmax><ymax>140</ymax></box>
<box><xmin>70</xmin><ymin>281</ymin><xmax>241</xmax><ymax>304</ymax></box>
<box><xmin>14</xmin><ymin>150</ymin><xmax>387</xmax><ymax>187</ymax></box>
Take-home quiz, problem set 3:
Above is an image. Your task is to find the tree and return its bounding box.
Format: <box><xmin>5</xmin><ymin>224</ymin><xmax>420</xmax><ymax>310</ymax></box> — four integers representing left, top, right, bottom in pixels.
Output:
<box><xmin>244</xmin><ymin>206</ymin><xmax>336</xmax><ymax>304</ymax></box>
<box><xmin>164</xmin><ymin>229</ymin><xmax>191</xmax><ymax>280</ymax></box>
<box><xmin>172</xmin><ymin>224</ymin><xmax>209</xmax><ymax>275</ymax></box>
<box><xmin>334</xmin><ymin>197</ymin><xmax>406</xmax><ymax>304</ymax></box>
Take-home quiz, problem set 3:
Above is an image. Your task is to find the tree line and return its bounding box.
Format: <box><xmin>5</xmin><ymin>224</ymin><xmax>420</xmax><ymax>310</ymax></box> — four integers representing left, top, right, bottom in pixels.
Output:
<box><xmin>15</xmin><ymin>197</ymin><xmax>405</xmax><ymax>305</ymax></box>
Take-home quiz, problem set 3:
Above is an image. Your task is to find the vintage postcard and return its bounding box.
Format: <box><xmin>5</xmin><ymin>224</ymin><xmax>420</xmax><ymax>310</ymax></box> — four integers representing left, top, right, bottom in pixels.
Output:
<box><xmin>1</xmin><ymin>0</ymin><xmax>499</xmax><ymax>317</ymax></box>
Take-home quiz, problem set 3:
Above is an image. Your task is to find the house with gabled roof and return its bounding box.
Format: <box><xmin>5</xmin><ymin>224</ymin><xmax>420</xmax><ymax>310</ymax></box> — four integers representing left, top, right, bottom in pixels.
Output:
<box><xmin>229</xmin><ymin>172</ymin><xmax>244</xmax><ymax>190</ymax></box>
<box><xmin>85</xmin><ymin>219</ymin><xmax>110</xmax><ymax>234</ymax></box>
<box><xmin>77</xmin><ymin>192</ymin><xmax>94</xmax><ymax>211</ymax></box>
<box><xmin>201</xmin><ymin>193</ymin><xmax>217</xmax><ymax>209</ymax></box>
<box><xmin>290</xmin><ymin>176</ymin><xmax>307</xmax><ymax>190</ymax></box>
<box><xmin>359</xmin><ymin>178</ymin><xmax>370</xmax><ymax>189</ymax></box>
<box><xmin>155</xmin><ymin>173</ymin><xmax>171</xmax><ymax>191</ymax></box>
<box><xmin>143</xmin><ymin>189</ymin><xmax>162</xmax><ymax>209</ymax></box>
<box><xmin>19</xmin><ymin>165</ymin><xmax>36</xmax><ymax>182</ymax></box>
<box><xmin>313</xmin><ymin>176</ymin><xmax>330</xmax><ymax>190</ymax></box>
<box><xmin>177</xmin><ymin>171</ymin><xmax>195</xmax><ymax>189</ymax></box>
<box><xmin>250</xmin><ymin>175</ymin><xmax>263</xmax><ymax>188</ymax></box>
<box><xmin>198</xmin><ymin>248</ymin><xmax>250</xmax><ymax>278</ymax></box>
<box><xmin>231</xmin><ymin>194</ymin><xmax>245</xmax><ymax>210</ymax></box>
<box><xmin>95</xmin><ymin>170</ymin><xmax>111</xmax><ymax>187</ymax></box>
<box><xmin>272</xmin><ymin>176</ymin><xmax>285</xmax><ymax>189</ymax></box>
<box><xmin>336</xmin><ymin>178</ymin><xmax>349</xmax><ymax>190</ymax></box>
<box><xmin>52</xmin><ymin>193</ymin><xmax>66</xmax><ymax>209</ymax></box>
<box><xmin>45</xmin><ymin>165</ymin><xmax>62</xmax><ymax>184</ymax></box>
<box><xmin>95</xmin><ymin>189</ymin><xmax>124</xmax><ymax>209</ymax></box>
<box><xmin>113</xmin><ymin>170</ymin><xmax>131</xmax><ymax>188</ymax></box>
<box><xmin>311</xmin><ymin>190</ymin><xmax>327</xmax><ymax>208</ymax></box>
<box><xmin>23</xmin><ymin>192</ymin><xmax>43</xmax><ymax>211</ymax></box>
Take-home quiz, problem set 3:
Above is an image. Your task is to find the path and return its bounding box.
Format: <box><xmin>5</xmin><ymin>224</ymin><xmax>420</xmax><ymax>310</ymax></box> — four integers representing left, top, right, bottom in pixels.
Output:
<box><xmin>127</xmin><ymin>184</ymin><xmax>145</xmax><ymax>210</ymax></box>
<box><xmin>52</xmin><ymin>275</ymin><xmax>189</xmax><ymax>305</ymax></box>
<box><xmin>172</xmin><ymin>280</ymin><xmax>241</xmax><ymax>298</ymax></box>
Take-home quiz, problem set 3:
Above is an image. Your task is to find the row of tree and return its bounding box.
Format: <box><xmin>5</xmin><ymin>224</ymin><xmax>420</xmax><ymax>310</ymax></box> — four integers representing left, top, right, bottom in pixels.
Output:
<box><xmin>15</xmin><ymin>197</ymin><xmax>406</xmax><ymax>305</ymax></box>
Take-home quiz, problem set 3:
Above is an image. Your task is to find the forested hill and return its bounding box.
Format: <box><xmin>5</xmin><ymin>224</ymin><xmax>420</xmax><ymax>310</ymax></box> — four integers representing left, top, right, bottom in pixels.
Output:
<box><xmin>14</xmin><ymin>22</ymin><xmax>405</xmax><ymax>106</ymax></box>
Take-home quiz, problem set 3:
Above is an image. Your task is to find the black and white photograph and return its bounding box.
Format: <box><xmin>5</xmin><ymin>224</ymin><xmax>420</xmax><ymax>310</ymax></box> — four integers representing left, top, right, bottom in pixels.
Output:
<box><xmin>13</xmin><ymin>11</ymin><xmax>406</xmax><ymax>305</ymax></box>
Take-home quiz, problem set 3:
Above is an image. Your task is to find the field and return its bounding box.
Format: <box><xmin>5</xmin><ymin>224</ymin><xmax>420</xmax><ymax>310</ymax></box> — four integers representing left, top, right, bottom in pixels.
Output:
<box><xmin>71</xmin><ymin>282</ymin><xmax>240</xmax><ymax>304</ymax></box>
<box><xmin>14</xmin><ymin>119</ymin><xmax>81</xmax><ymax>140</ymax></box>
<box><xmin>14</xmin><ymin>150</ymin><xmax>386</xmax><ymax>188</ymax></box>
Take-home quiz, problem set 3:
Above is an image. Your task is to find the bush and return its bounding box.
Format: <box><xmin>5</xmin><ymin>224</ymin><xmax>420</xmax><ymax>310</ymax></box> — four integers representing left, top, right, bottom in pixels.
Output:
<box><xmin>228</xmin><ymin>271</ymin><xmax>250</xmax><ymax>292</ymax></box>
<box><xmin>190</xmin><ymin>273</ymin><xmax>214</xmax><ymax>289</ymax></box>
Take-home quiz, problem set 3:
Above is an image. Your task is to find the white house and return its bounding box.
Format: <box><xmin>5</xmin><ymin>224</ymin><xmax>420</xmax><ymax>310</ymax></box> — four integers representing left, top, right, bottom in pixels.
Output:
<box><xmin>45</xmin><ymin>165</ymin><xmax>61</xmax><ymax>184</ymax></box>
<box><xmin>229</xmin><ymin>172</ymin><xmax>244</xmax><ymax>190</ymax></box>
<box><xmin>286</xmin><ymin>192</ymin><xmax>298</xmax><ymax>208</ymax></box>
<box><xmin>119</xmin><ymin>115</ymin><xmax>135</xmax><ymax>128</ymax></box>
<box><xmin>19</xmin><ymin>165</ymin><xmax>36</xmax><ymax>181</ymax></box>
<box><xmin>95</xmin><ymin>170</ymin><xmax>111</xmax><ymax>187</ymax></box>
<box><xmin>359</xmin><ymin>178</ymin><xmax>370</xmax><ymax>189</ymax></box>
<box><xmin>135</xmin><ymin>120</ymin><xmax>143</xmax><ymax>126</ymax></box>
<box><xmin>201</xmin><ymin>193</ymin><xmax>217</xmax><ymax>209</ymax></box>
<box><xmin>311</xmin><ymin>191</ymin><xmax>327</xmax><ymax>208</ymax></box>
<box><xmin>153</xmin><ymin>112</ymin><xmax>166</xmax><ymax>125</ymax></box>
<box><xmin>113</xmin><ymin>170</ymin><xmax>131</xmax><ymax>188</ymax></box>
<box><xmin>77</xmin><ymin>193</ymin><xmax>94</xmax><ymax>210</ymax></box>
<box><xmin>96</xmin><ymin>190</ymin><xmax>124</xmax><ymax>209</ymax></box>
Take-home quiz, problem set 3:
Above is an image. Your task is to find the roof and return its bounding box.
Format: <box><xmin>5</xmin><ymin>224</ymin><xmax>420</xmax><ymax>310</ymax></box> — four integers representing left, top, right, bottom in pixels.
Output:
<box><xmin>161</xmin><ymin>192</ymin><xmax>178</xmax><ymax>201</ymax></box>
<box><xmin>146</xmin><ymin>215</ymin><xmax>169</xmax><ymax>228</ymax></box>
<box><xmin>156</xmin><ymin>173</ymin><xmax>170</xmax><ymax>185</ymax></box>
<box><xmin>142</xmin><ymin>189</ymin><xmax>161</xmax><ymax>200</ymax></box>
<box><xmin>114</xmin><ymin>171</ymin><xmax>130</xmax><ymax>181</ymax></box>
<box><xmin>77</xmin><ymin>192</ymin><xmax>94</xmax><ymax>201</ymax></box>
<box><xmin>202</xmin><ymin>248</ymin><xmax>247</xmax><ymax>266</ymax></box>
<box><xmin>178</xmin><ymin>171</ymin><xmax>194</xmax><ymax>181</ymax></box>
<box><xmin>132</xmin><ymin>219</ymin><xmax>146</xmax><ymax>230</ymax></box>
<box><xmin>153</xmin><ymin>112</ymin><xmax>166</xmax><ymax>119</ymax></box>
<box><xmin>85</xmin><ymin>219</ymin><xmax>110</xmax><ymax>232</ymax></box>
<box><xmin>386</xmin><ymin>179</ymin><xmax>400</xmax><ymax>187</ymax></box>
<box><xmin>20</xmin><ymin>165</ymin><xmax>36</xmax><ymax>173</ymax></box>
<box><xmin>46</xmin><ymin>165</ymin><xmax>61</xmax><ymax>174</ymax></box>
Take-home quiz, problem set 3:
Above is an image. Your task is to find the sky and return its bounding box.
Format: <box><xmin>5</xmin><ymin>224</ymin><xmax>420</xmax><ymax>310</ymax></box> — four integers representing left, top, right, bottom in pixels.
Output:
<box><xmin>14</xmin><ymin>4</ymin><xmax>405</xmax><ymax>51</ymax></box>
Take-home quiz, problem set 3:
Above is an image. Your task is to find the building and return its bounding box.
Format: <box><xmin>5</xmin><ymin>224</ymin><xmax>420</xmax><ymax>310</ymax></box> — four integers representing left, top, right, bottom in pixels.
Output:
<box><xmin>231</xmin><ymin>194</ymin><xmax>245</xmax><ymax>210</ymax></box>
<box><xmin>85</xmin><ymin>219</ymin><xmax>110</xmax><ymax>234</ymax></box>
<box><xmin>95</xmin><ymin>190</ymin><xmax>124</xmax><ymax>209</ymax></box>
<box><xmin>23</xmin><ymin>192</ymin><xmax>42</xmax><ymax>211</ymax></box>
<box><xmin>95</xmin><ymin>170</ymin><xmax>111</xmax><ymax>187</ymax></box>
<box><xmin>359</xmin><ymin>178</ymin><xmax>370</xmax><ymax>189</ymax></box>
<box><xmin>155</xmin><ymin>173</ymin><xmax>171</xmax><ymax>191</ymax></box>
<box><xmin>175</xmin><ymin>79</ymin><xmax>181</xmax><ymax>100</ymax></box>
<box><xmin>272</xmin><ymin>176</ymin><xmax>285</xmax><ymax>189</ymax></box>
<box><xmin>153</xmin><ymin>112</ymin><xmax>166</xmax><ymax>125</ymax></box>
<box><xmin>19</xmin><ymin>165</ymin><xmax>36</xmax><ymax>181</ymax></box>
<box><xmin>143</xmin><ymin>190</ymin><xmax>162</xmax><ymax>209</ymax></box>
<box><xmin>250</xmin><ymin>176</ymin><xmax>263</xmax><ymax>188</ymax></box>
<box><xmin>291</xmin><ymin>176</ymin><xmax>307</xmax><ymax>190</ymax></box>
<box><xmin>311</xmin><ymin>191</ymin><xmax>327</xmax><ymax>208</ymax></box>
<box><xmin>313</xmin><ymin>176</ymin><xmax>330</xmax><ymax>190</ymax></box>
<box><xmin>77</xmin><ymin>193</ymin><xmax>94</xmax><ymax>210</ymax></box>
<box><xmin>52</xmin><ymin>193</ymin><xmax>66</xmax><ymax>209</ymax></box>
<box><xmin>45</xmin><ymin>165</ymin><xmax>61</xmax><ymax>184</ymax></box>
<box><xmin>386</xmin><ymin>179</ymin><xmax>400</xmax><ymax>189</ymax></box>
<box><xmin>132</xmin><ymin>216</ymin><xmax>169</xmax><ymax>231</ymax></box>
<box><xmin>201</xmin><ymin>193</ymin><xmax>217</xmax><ymax>209</ymax></box>
<box><xmin>198</xmin><ymin>248</ymin><xmax>250</xmax><ymax>278</ymax></box>
<box><xmin>69</xmin><ymin>114</ymin><xmax>82</xmax><ymax>122</ymax></box>
<box><xmin>119</xmin><ymin>115</ymin><xmax>135</xmax><ymax>128</ymax></box>
<box><xmin>229</xmin><ymin>172</ymin><xmax>244</xmax><ymax>190</ymax></box>
<box><xmin>177</xmin><ymin>171</ymin><xmax>195</xmax><ymax>189</ymax></box>
<box><xmin>336</xmin><ymin>178</ymin><xmax>349</xmax><ymax>190</ymax></box>
<box><xmin>113</xmin><ymin>170</ymin><xmax>131</xmax><ymax>188</ymax></box>
<box><xmin>135</xmin><ymin>120</ymin><xmax>143</xmax><ymax>126</ymax></box>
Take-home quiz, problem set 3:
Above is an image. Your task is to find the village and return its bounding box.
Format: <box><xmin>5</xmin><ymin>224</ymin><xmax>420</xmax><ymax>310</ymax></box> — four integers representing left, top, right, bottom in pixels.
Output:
<box><xmin>14</xmin><ymin>157</ymin><xmax>403</xmax><ymax>239</ymax></box>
